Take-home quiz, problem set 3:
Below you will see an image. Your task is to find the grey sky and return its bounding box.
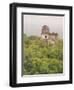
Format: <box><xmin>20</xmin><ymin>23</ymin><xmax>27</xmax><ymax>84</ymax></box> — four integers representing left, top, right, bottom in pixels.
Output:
<box><xmin>23</xmin><ymin>15</ymin><xmax>64</xmax><ymax>38</ymax></box>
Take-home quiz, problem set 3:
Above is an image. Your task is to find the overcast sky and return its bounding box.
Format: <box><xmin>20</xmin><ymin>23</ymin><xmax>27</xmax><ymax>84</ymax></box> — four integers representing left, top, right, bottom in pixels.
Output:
<box><xmin>23</xmin><ymin>15</ymin><xmax>64</xmax><ymax>38</ymax></box>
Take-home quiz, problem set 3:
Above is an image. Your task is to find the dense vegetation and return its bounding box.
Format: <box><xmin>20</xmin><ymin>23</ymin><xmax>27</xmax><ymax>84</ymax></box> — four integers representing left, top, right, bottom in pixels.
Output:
<box><xmin>23</xmin><ymin>34</ymin><xmax>63</xmax><ymax>75</ymax></box>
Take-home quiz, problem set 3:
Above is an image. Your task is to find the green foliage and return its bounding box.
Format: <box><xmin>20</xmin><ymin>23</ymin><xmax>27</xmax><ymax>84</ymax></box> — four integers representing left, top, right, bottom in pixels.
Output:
<box><xmin>23</xmin><ymin>34</ymin><xmax>63</xmax><ymax>75</ymax></box>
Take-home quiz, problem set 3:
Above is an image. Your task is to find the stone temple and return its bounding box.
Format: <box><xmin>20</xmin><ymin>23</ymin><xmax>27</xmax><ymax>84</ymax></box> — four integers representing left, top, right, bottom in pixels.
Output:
<box><xmin>41</xmin><ymin>25</ymin><xmax>58</xmax><ymax>44</ymax></box>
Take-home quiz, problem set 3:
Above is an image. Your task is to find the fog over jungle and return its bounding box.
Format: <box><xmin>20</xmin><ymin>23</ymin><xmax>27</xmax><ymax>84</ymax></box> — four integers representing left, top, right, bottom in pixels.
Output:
<box><xmin>23</xmin><ymin>15</ymin><xmax>64</xmax><ymax>38</ymax></box>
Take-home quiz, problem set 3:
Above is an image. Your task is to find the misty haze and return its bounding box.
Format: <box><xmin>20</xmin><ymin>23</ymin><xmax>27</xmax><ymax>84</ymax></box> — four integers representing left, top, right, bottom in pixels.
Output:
<box><xmin>23</xmin><ymin>15</ymin><xmax>64</xmax><ymax>38</ymax></box>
